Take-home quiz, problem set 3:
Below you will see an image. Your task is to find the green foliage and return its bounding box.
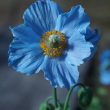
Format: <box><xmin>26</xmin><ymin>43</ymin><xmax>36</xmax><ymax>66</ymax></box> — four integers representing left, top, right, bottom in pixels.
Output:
<box><xmin>96</xmin><ymin>87</ymin><xmax>108</xmax><ymax>96</ymax></box>
<box><xmin>86</xmin><ymin>87</ymin><xmax>109</xmax><ymax>110</ymax></box>
<box><xmin>55</xmin><ymin>108</ymin><xmax>62</xmax><ymax>110</ymax></box>
<box><xmin>39</xmin><ymin>102</ymin><xmax>54</xmax><ymax>110</ymax></box>
<box><xmin>55</xmin><ymin>102</ymin><xmax>69</xmax><ymax>110</ymax></box>
<box><xmin>86</xmin><ymin>97</ymin><xmax>103</xmax><ymax>110</ymax></box>
<box><xmin>39</xmin><ymin>99</ymin><xmax>69</xmax><ymax>110</ymax></box>
<box><xmin>78</xmin><ymin>87</ymin><xmax>93</xmax><ymax>108</ymax></box>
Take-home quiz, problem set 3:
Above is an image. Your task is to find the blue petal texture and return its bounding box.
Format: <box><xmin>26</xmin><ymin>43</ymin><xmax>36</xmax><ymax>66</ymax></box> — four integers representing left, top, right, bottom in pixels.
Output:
<box><xmin>99</xmin><ymin>50</ymin><xmax>110</xmax><ymax>85</ymax></box>
<box><xmin>9</xmin><ymin>0</ymin><xmax>63</xmax><ymax>75</ymax></box>
<box><xmin>66</xmin><ymin>32</ymin><xmax>93</xmax><ymax>66</ymax></box>
<box><xmin>100</xmin><ymin>50</ymin><xmax>110</xmax><ymax>63</ymax></box>
<box><xmin>83</xmin><ymin>28</ymin><xmax>100</xmax><ymax>61</ymax></box>
<box><xmin>55</xmin><ymin>5</ymin><xmax>90</xmax><ymax>37</ymax></box>
<box><xmin>55</xmin><ymin>5</ymin><xmax>94</xmax><ymax>66</ymax></box>
<box><xmin>100</xmin><ymin>71</ymin><xmax>110</xmax><ymax>85</ymax></box>
<box><xmin>9</xmin><ymin>0</ymin><xmax>100</xmax><ymax>89</ymax></box>
<box><xmin>23</xmin><ymin>0</ymin><xmax>63</xmax><ymax>36</ymax></box>
<box><xmin>9</xmin><ymin>24</ymin><xmax>44</xmax><ymax>75</ymax></box>
<box><xmin>42</xmin><ymin>56</ymin><xmax>79</xmax><ymax>89</ymax></box>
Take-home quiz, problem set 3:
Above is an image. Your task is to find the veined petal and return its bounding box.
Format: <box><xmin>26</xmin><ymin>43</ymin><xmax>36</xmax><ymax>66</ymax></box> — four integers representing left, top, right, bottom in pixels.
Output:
<box><xmin>42</xmin><ymin>56</ymin><xmax>79</xmax><ymax>89</ymax></box>
<box><xmin>83</xmin><ymin>28</ymin><xmax>100</xmax><ymax>60</ymax></box>
<box><xmin>66</xmin><ymin>33</ymin><xmax>93</xmax><ymax>66</ymax></box>
<box><xmin>8</xmin><ymin>38</ymin><xmax>44</xmax><ymax>75</ymax></box>
<box><xmin>23</xmin><ymin>0</ymin><xmax>63</xmax><ymax>36</ymax></box>
<box><xmin>10</xmin><ymin>24</ymin><xmax>40</xmax><ymax>43</ymax></box>
<box><xmin>55</xmin><ymin>5</ymin><xmax>90</xmax><ymax>37</ymax></box>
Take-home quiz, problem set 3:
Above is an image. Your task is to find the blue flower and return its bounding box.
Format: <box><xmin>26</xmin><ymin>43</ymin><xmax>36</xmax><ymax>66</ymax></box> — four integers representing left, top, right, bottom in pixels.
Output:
<box><xmin>100</xmin><ymin>50</ymin><xmax>110</xmax><ymax>85</ymax></box>
<box><xmin>8</xmin><ymin>0</ymin><xmax>100</xmax><ymax>89</ymax></box>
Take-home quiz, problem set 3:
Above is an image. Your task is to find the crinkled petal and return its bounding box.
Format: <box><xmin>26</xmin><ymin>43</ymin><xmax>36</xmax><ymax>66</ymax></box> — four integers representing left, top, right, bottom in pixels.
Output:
<box><xmin>42</xmin><ymin>56</ymin><xmax>79</xmax><ymax>89</ymax></box>
<box><xmin>23</xmin><ymin>0</ymin><xmax>63</xmax><ymax>36</ymax></box>
<box><xmin>10</xmin><ymin>24</ymin><xmax>40</xmax><ymax>43</ymax></box>
<box><xmin>55</xmin><ymin>5</ymin><xmax>90</xmax><ymax>37</ymax></box>
<box><xmin>55</xmin><ymin>4</ymin><xmax>99</xmax><ymax>65</ymax></box>
<box><xmin>65</xmin><ymin>33</ymin><xmax>93</xmax><ymax>66</ymax></box>
<box><xmin>85</xmin><ymin>28</ymin><xmax>100</xmax><ymax>45</ymax></box>
<box><xmin>83</xmin><ymin>28</ymin><xmax>100</xmax><ymax>61</ymax></box>
<box><xmin>8</xmin><ymin>38</ymin><xmax>44</xmax><ymax>75</ymax></box>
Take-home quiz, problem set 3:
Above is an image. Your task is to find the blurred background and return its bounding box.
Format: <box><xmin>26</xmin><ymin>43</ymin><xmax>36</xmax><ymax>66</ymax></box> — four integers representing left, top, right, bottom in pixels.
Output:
<box><xmin>0</xmin><ymin>0</ymin><xmax>110</xmax><ymax>110</ymax></box>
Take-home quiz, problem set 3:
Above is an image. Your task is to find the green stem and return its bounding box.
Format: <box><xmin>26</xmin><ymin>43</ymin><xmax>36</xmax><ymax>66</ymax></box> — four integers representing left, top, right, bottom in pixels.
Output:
<box><xmin>63</xmin><ymin>86</ymin><xmax>74</xmax><ymax>110</ymax></box>
<box><xmin>63</xmin><ymin>83</ymin><xmax>85</xmax><ymax>110</ymax></box>
<box><xmin>53</xmin><ymin>88</ymin><xmax>58</xmax><ymax>108</ymax></box>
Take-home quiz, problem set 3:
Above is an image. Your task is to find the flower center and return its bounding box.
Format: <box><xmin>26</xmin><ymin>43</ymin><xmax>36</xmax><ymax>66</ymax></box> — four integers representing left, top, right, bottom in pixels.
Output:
<box><xmin>48</xmin><ymin>34</ymin><xmax>60</xmax><ymax>48</ymax></box>
<box><xmin>40</xmin><ymin>30</ymin><xmax>66</xmax><ymax>57</ymax></box>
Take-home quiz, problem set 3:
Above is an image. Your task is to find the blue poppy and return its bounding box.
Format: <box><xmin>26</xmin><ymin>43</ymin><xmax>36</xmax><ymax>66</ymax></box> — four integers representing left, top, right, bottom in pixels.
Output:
<box><xmin>100</xmin><ymin>50</ymin><xmax>110</xmax><ymax>85</ymax></box>
<box><xmin>8</xmin><ymin>0</ymin><xmax>100</xmax><ymax>89</ymax></box>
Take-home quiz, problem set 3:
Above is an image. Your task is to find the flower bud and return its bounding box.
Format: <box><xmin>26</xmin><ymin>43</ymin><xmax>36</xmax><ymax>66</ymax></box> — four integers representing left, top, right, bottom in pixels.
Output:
<box><xmin>78</xmin><ymin>87</ymin><xmax>93</xmax><ymax>108</ymax></box>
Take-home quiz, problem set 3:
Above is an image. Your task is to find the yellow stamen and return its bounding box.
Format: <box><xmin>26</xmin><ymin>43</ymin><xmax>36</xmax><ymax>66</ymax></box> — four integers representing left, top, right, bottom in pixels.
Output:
<box><xmin>40</xmin><ymin>30</ymin><xmax>66</xmax><ymax>58</ymax></box>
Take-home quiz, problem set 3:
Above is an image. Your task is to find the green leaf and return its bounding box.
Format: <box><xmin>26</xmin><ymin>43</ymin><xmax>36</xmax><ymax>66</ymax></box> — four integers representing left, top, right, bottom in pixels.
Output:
<box><xmin>55</xmin><ymin>108</ymin><xmax>61</xmax><ymax>110</ymax></box>
<box><xmin>55</xmin><ymin>103</ymin><xmax>70</xmax><ymax>110</ymax></box>
<box><xmin>39</xmin><ymin>102</ymin><xmax>54</xmax><ymax>110</ymax></box>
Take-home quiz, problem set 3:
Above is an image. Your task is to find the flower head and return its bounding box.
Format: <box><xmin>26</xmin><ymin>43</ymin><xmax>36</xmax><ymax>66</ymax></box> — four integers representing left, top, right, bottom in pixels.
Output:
<box><xmin>40</xmin><ymin>30</ymin><xmax>66</xmax><ymax>57</ymax></box>
<box><xmin>9</xmin><ymin>0</ymin><xmax>100</xmax><ymax>89</ymax></box>
<box><xmin>100</xmin><ymin>50</ymin><xmax>110</xmax><ymax>85</ymax></box>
